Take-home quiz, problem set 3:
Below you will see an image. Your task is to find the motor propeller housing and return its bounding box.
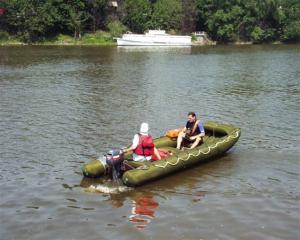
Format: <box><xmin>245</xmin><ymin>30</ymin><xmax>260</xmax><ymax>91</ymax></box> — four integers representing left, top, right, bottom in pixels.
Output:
<box><xmin>105</xmin><ymin>149</ymin><xmax>125</xmax><ymax>181</ymax></box>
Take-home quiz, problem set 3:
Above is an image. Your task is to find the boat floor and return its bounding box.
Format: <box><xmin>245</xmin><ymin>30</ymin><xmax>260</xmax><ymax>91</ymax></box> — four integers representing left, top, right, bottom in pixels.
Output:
<box><xmin>124</xmin><ymin>134</ymin><xmax>222</xmax><ymax>168</ymax></box>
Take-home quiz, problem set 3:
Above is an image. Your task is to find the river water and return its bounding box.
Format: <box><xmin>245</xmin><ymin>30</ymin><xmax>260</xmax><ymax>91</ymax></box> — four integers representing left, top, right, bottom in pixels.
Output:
<box><xmin>0</xmin><ymin>45</ymin><xmax>299</xmax><ymax>240</ymax></box>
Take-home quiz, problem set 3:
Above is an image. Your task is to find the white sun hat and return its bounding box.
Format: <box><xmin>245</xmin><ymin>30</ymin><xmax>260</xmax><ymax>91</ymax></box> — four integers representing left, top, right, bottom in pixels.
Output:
<box><xmin>140</xmin><ymin>122</ymin><xmax>149</xmax><ymax>134</ymax></box>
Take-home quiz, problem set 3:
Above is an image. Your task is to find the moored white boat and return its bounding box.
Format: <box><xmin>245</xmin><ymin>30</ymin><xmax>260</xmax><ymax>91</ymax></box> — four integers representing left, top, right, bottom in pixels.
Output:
<box><xmin>117</xmin><ymin>30</ymin><xmax>192</xmax><ymax>46</ymax></box>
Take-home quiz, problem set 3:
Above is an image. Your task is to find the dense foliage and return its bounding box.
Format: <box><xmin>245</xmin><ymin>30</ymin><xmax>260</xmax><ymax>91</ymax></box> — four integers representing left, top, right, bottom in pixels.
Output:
<box><xmin>196</xmin><ymin>0</ymin><xmax>300</xmax><ymax>43</ymax></box>
<box><xmin>0</xmin><ymin>0</ymin><xmax>299</xmax><ymax>43</ymax></box>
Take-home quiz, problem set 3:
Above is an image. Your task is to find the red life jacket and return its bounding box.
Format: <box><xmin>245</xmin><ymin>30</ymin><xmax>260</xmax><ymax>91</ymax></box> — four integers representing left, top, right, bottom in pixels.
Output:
<box><xmin>0</xmin><ymin>8</ymin><xmax>6</xmax><ymax>16</ymax></box>
<box><xmin>134</xmin><ymin>134</ymin><xmax>154</xmax><ymax>156</ymax></box>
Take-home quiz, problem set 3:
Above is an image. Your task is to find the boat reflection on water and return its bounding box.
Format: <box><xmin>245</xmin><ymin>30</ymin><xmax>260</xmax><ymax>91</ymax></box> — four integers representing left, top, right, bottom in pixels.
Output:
<box><xmin>129</xmin><ymin>195</ymin><xmax>159</xmax><ymax>230</ymax></box>
<box><xmin>106</xmin><ymin>191</ymin><xmax>159</xmax><ymax>230</ymax></box>
<box><xmin>117</xmin><ymin>46</ymin><xmax>191</xmax><ymax>54</ymax></box>
<box><xmin>80</xmin><ymin>177</ymin><xmax>159</xmax><ymax>229</ymax></box>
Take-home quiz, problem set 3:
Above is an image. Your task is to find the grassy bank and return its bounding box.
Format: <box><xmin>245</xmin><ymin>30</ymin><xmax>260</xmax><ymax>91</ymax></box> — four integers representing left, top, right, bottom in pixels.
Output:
<box><xmin>0</xmin><ymin>31</ymin><xmax>116</xmax><ymax>46</ymax></box>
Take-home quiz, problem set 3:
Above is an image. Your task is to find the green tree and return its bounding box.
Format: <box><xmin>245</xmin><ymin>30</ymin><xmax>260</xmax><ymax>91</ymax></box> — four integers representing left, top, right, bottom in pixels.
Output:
<box><xmin>281</xmin><ymin>0</ymin><xmax>300</xmax><ymax>42</ymax></box>
<box><xmin>207</xmin><ymin>4</ymin><xmax>244</xmax><ymax>42</ymax></box>
<box><xmin>68</xmin><ymin>8</ymin><xmax>89</xmax><ymax>39</ymax></box>
<box><xmin>0</xmin><ymin>0</ymin><xmax>298</xmax><ymax>43</ymax></box>
<box><xmin>182</xmin><ymin>0</ymin><xmax>197</xmax><ymax>33</ymax></box>
<box><xmin>0</xmin><ymin>0</ymin><xmax>60</xmax><ymax>42</ymax></box>
<box><xmin>86</xmin><ymin>0</ymin><xmax>108</xmax><ymax>32</ymax></box>
<box><xmin>122</xmin><ymin>0</ymin><xmax>152</xmax><ymax>33</ymax></box>
<box><xmin>250</xmin><ymin>26</ymin><xmax>265</xmax><ymax>42</ymax></box>
<box><xmin>107</xmin><ymin>20</ymin><xmax>127</xmax><ymax>37</ymax></box>
<box><xmin>58</xmin><ymin>0</ymin><xmax>90</xmax><ymax>39</ymax></box>
<box><xmin>195</xmin><ymin>0</ymin><xmax>241</xmax><ymax>42</ymax></box>
<box><xmin>195</xmin><ymin>0</ymin><xmax>212</xmax><ymax>31</ymax></box>
<box><xmin>151</xmin><ymin>0</ymin><xmax>183</xmax><ymax>31</ymax></box>
<box><xmin>282</xmin><ymin>20</ymin><xmax>300</xmax><ymax>42</ymax></box>
<box><xmin>252</xmin><ymin>0</ymin><xmax>282</xmax><ymax>42</ymax></box>
<box><xmin>195</xmin><ymin>0</ymin><xmax>286</xmax><ymax>43</ymax></box>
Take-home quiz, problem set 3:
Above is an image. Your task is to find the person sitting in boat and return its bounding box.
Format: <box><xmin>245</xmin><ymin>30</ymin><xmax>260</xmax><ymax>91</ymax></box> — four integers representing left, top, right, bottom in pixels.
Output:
<box><xmin>176</xmin><ymin>112</ymin><xmax>205</xmax><ymax>149</ymax></box>
<box><xmin>124</xmin><ymin>123</ymin><xmax>161</xmax><ymax>161</ymax></box>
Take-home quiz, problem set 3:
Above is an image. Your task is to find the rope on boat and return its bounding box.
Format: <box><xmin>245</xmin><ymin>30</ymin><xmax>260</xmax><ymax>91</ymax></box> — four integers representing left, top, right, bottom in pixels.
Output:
<box><xmin>153</xmin><ymin>130</ymin><xmax>240</xmax><ymax>169</ymax></box>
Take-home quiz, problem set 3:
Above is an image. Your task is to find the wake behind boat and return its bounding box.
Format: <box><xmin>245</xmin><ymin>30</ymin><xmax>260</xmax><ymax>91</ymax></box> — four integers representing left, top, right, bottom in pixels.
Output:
<box><xmin>116</xmin><ymin>30</ymin><xmax>192</xmax><ymax>46</ymax></box>
<box><xmin>82</xmin><ymin>121</ymin><xmax>241</xmax><ymax>187</ymax></box>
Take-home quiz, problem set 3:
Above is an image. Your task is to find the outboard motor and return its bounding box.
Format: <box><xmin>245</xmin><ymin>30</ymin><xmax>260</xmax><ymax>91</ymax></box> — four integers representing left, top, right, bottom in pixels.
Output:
<box><xmin>105</xmin><ymin>149</ymin><xmax>125</xmax><ymax>182</ymax></box>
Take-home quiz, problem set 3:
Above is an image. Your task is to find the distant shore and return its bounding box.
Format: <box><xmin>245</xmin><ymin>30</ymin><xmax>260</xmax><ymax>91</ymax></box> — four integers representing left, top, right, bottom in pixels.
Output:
<box><xmin>0</xmin><ymin>32</ymin><xmax>116</xmax><ymax>46</ymax></box>
<box><xmin>0</xmin><ymin>41</ymin><xmax>116</xmax><ymax>46</ymax></box>
<box><xmin>1</xmin><ymin>40</ymin><xmax>291</xmax><ymax>47</ymax></box>
<box><xmin>0</xmin><ymin>33</ymin><xmax>295</xmax><ymax>47</ymax></box>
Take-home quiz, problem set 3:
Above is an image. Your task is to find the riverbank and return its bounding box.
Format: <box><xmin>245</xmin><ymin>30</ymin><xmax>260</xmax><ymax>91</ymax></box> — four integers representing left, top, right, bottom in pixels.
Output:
<box><xmin>0</xmin><ymin>32</ymin><xmax>296</xmax><ymax>46</ymax></box>
<box><xmin>0</xmin><ymin>32</ymin><xmax>116</xmax><ymax>46</ymax></box>
<box><xmin>1</xmin><ymin>40</ymin><xmax>290</xmax><ymax>47</ymax></box>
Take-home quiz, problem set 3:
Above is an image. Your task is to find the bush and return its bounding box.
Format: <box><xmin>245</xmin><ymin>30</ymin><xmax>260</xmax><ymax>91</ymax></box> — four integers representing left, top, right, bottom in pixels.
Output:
<box><xmin>107</xmin><ymin>20</ymin><xmax>127</xmax><ymax>38</ymax></box>
<box><xmin>168</xmin><ymin>29</ymin><xmax>178</xmax><ymax>35</ymax></box>
<box><xmin>250</xmin><ymin>26</ymin><xmax>264</xmax><ymax>43</ymax></box>
<box><xmin>282</xmin><ymin>20</ymin><xmax>300</xmax><ymax>42</ymax></box>
<box><xmin>0</xmin><ymin>31</ymin><xmax>9</xmax><ymax>42</ymax></box>
<box><xmin>191</xmin><ymin>34</ymin><xmax>197</xmax><ymax>41</ymax></box>
<box><xmin>81</xmin><ymin>31</ymin><xmax>112</xmax><ymax>44</ymax></box>
<box><xmin>55</xmin><ymin>34</ymin><xmax>75</xmax><ymax>44</ymax></box>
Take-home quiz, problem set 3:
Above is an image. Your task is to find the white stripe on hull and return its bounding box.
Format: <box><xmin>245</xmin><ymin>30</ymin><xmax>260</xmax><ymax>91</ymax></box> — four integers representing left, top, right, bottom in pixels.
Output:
<box><xmin>117</xmin><ymin>39</ymin><xmax>191</xmax><ymax>46</ymax></box>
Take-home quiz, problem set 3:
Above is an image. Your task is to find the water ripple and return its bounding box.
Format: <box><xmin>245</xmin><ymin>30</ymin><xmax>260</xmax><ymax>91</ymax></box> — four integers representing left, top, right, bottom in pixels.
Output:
<box><xmin>0</xmin><ymin>45</ymin><xmax>299</xmax><ymax>240</ymax></box>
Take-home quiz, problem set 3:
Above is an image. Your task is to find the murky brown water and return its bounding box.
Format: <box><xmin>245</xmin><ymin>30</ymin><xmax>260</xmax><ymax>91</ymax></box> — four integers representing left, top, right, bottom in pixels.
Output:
<box><xmin>0</xmin><ymin>45</ymin><xmax>299</xmax><ymax>240</ymax></box>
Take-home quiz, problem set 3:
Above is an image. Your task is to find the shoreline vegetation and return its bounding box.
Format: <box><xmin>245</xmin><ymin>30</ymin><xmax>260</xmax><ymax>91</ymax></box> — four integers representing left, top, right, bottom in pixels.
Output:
<box><xmin>0</xmin><ymin>1</ymin><xmax>299</xmax><ymax>46</ymax></box>
<box><xmin>0</xmin><ymin>29</ymin><xmax>295</xmax><ymax>46</ymax></box>
<box><xmin>0</xmin><ymin>32</ymin><xmax>295</xmax><ymax>47</ymax></box>
<box><xmin>0</xmin><ymin>32</ymin><xmax>116</xmax><ymax>46</ymax></box>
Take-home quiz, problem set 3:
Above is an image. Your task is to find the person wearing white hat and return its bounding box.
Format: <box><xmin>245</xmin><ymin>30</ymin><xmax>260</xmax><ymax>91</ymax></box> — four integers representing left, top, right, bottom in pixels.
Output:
<box><xmin>124</xmin><ymin>123</ymin><xmax>161</xmax><ymax>161</ymax></box>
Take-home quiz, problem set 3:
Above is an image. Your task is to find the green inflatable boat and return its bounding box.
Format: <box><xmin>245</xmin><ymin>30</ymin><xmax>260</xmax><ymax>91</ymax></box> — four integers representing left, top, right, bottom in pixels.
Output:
<box><xmin>82</xmin><ymin>121</ymin><xmax>241</xmax><ymax>186</ymax></box>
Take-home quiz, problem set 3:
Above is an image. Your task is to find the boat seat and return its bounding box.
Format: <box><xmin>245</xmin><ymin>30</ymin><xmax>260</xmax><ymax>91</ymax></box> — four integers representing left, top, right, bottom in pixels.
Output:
<box><xmin>180</xmin><ymin>135</ymin><xmax>208</xmax><ymax>149</ymax></box>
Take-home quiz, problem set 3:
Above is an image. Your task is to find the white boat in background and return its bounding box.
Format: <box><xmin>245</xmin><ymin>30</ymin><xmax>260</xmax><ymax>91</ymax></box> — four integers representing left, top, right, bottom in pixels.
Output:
<box><xmin>116</xmin><ymin>30</ymin><xmax>192</xmax><ymax>46</ymax></box>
